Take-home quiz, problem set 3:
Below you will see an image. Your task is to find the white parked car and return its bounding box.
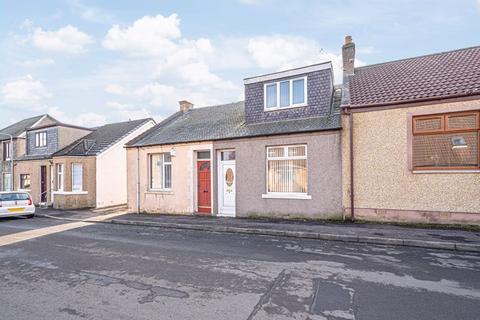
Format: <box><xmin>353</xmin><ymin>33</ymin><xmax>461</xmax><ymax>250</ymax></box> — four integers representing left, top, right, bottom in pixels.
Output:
<box><xmin>0</xmin><ymin>191</ymin><xmax>35</xmax><ymax>218</ymax></box>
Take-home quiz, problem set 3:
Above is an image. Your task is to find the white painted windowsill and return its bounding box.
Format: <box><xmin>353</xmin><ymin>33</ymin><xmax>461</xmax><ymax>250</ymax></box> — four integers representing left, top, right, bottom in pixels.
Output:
<box><xmin>413</xmin><ymin>170</ymin><xmax>480</xmax><ymax>174</ymax></box>
<box><xmin>262</xmin><ymin>193</ymin><xmax>312</xmax><ymax>200</ymax></box>
<box><xmin>145</xmin><ymin>190</ymin><xmax>174</xmax><ymax>195</ymax></box>
<box><xmin>53</xmin><ymin>191</ymin><xmax>88</xmax><ymax>195</ymax></box>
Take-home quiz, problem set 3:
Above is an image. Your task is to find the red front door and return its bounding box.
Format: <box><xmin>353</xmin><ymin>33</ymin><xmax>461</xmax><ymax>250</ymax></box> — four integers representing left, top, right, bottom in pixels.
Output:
<box><xmin>197</xmin><ymin>160</ymin><xmax>211</xmax><ymax>214</ymax></box>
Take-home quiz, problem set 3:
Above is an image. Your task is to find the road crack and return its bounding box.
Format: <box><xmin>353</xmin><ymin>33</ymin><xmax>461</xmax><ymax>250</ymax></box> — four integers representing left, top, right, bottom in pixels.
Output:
<box><xmin>246</xmin><ymin>269</ymin><xmax>286</xmax><ymax>320</ymax></box>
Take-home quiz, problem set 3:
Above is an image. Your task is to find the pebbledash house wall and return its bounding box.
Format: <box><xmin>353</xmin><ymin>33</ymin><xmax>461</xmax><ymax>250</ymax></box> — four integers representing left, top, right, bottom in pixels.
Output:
<box><xmin>127</xmin><ymin>142</ymin><xmax>213</xmax><ymax>214</ymax></box>
<box><xmin>342</xmin><ymin>98</ymin><xmax>480</xmax><ymax>225</ymax></box>
<box><xmin>213</xmin><ymin>131</ymin><xmax>342</xmax><ymax>219</ymax></box>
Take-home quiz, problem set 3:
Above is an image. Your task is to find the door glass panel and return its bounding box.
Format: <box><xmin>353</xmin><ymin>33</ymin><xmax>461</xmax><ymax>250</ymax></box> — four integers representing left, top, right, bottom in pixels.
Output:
<box><xmin>221</xmin><ymin>151</ymin><xmax>236</xmax><ymax>161</ymax></box>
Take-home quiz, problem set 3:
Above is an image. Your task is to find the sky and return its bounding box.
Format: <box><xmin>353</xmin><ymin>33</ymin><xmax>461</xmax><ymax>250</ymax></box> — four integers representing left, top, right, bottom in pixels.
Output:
<box><xmin>1</xmin><ymin>0</ymin><xmax>479</xmax><ymax>129</ymax></box>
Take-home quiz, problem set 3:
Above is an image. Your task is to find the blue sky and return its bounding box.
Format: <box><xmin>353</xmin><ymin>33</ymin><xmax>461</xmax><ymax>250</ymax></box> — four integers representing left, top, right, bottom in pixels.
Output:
<box><xmin>1</xmin><ymin>0</ymin><xmax>479</xmax><ymax>128</ymax></box>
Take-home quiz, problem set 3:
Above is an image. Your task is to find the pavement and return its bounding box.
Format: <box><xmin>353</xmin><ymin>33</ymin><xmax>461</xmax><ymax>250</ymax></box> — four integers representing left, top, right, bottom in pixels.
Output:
<box><xmin>0</xmin><ymin>213</ymin><xmax>479</xmax><ymax>320</ymax></box>
<box><xmin>37</xmin><ymin>209</ymin><xmax>480</xmax><ymax>253</ymax></box>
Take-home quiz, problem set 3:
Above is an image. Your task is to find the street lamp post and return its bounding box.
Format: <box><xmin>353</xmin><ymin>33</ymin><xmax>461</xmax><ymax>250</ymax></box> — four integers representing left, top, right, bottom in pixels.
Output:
<box><xmin>0</xmin><ymin>133</ymin><xmax>14</xmax><ymax>192</ymax></box>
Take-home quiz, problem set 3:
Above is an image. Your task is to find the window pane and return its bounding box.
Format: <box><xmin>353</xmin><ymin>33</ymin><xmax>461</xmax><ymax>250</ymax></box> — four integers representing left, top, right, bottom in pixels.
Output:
<box><xmin>20</xmin><ymin>174</ymin><xmax>31</xmax><ymax>189</ymax></box>
<box><xmin>292</xmin><ymin>79</ymin><xmax>305</xmax><ymax>104</ymax></box>
<box><xmin>280</xmin><ymin>81</ymin><xmax>290</xmax><ymax>107</ymax></box>
<box><xmin>150</xmin><ymin>154</ymin><xmax>163</xmax><ymax>189</ymax></box>
<box><xmin>414</xmin><ymin>117</ymin><xmax>442</xmax><ymax>132</ymax></box>
<box><xmin>72</xmin><ymin>164</ymin><xmax>83</xmax><ymax>191</ymax></box>
<box><xmin>268</xmin><ymin>147</ymin><xmax>284</xmax><ymax>158</ymax></box>
<box><xmin>164</xmin><ymin>163</ymin><xmax>172</xmax><ymax>189</ymax></box>
<box><xmin>267</xmin><ymin>159</ymin><xmax>307</xmax><ymax>193</ymax></box>
<box><xmin>288</xmin><ymin>146</ymin><xmax>306</xmax><ymax>157</ymax></box>
<box><xmin>447</xmin><ymin>114</ymin><xmax>478</xmax><ymax>130</ymax></box>
<box><xmin>197</xmin><ymin>151</ymin><xmax>210</xmax><ymax>159</ymax></box>
<box><xmin>413</xmin><ymin>132</ymin><xmax>479</xmax><ymax>168</ymax></box>
<box><xmin>164</xmin><ymin>153</ymin><xmax>172</xmax><ymax>162</ymax></box>
<box><xmin>266</xmin><ymin>84</ymin><xmax>277</xmax><ymax>108</ymax></box>
<box><xmin>3</xmin><ymin>173</ymin><xmax>11</xmax><ymax>191</ymax></box>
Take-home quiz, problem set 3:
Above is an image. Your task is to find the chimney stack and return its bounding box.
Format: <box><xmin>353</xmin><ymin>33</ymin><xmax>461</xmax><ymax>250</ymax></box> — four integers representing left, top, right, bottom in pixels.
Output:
<box><xmin>342</xmin><ymin>35</ymin><xmax>355</xmax><ymax>77</ymax></box>
<box><xmin>179</xmin><ymin>100</ymin><xmax>194</xmax><ymax>113</ymax></box>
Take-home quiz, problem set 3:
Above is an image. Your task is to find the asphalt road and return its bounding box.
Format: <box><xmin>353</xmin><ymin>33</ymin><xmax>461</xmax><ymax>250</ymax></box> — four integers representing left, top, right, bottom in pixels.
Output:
<box><xmin>0</xmin><ymin>215</ymin><xmax>479</xmax><ymax>320</ymax></box>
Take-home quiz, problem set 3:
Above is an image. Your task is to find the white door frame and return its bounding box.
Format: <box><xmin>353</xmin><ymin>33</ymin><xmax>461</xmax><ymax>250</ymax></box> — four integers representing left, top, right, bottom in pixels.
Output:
<box><xmin>217</xmin><ymin>150</ymin><xmax>236</xmax><ymax>217</ymax></box>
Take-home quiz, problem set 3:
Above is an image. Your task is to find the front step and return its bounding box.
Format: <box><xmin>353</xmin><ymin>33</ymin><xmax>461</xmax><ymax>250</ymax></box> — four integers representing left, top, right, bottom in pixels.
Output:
<box><xmin>38</xmin><ymin>202</ymin><xmax>49</xmax><ymax>209</ymax></box>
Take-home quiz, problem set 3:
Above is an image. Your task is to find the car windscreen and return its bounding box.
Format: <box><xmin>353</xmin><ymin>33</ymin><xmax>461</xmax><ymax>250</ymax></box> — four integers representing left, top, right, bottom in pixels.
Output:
<box><xmin>0</xmin><ymin>193</ymin><xmax>30</xmax><ymax>201</ymax></box>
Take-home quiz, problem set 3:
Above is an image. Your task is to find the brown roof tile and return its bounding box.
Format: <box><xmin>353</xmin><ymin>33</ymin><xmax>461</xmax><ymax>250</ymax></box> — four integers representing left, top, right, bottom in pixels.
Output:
<box><xmin>349</xmin><ymin>46</ymin><xmax>480</xmax><ymax>108</ymax></box>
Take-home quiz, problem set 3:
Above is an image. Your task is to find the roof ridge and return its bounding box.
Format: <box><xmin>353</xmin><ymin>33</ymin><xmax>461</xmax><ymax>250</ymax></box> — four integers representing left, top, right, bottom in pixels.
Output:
<box><xmin>126</xmin><ymin>112</ymin><xmax>183</xmax><ymax>147</ymax></box>
<box><xmin>355</xmin><ymin>45</ymin><xmax>480</xmax><ymax>71</ymax></box>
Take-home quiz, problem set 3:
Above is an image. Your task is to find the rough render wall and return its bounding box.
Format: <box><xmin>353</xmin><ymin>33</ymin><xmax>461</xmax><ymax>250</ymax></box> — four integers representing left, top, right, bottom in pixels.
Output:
<box><xmin>14</xmin><ymin>159</ymin><xmax>52</xmax><ymax>205</ymax></box>
<box><xmin>213</xmin><ymin>131</ymin><xmax>343</xmax><ymax>219</ymax></box>
<box><xmin>127</xmin><ymin>142</ymin><xmax>213</xmax><ymax>214</ymax></box>
<box><xmin>51</xmin><ymin>157</ymin><xmax>96</xmax><ymax>209</ymax></box>
<box><xmin>96</xmin><ymin>121</ymin><xmax>155</xmax><ymax>208</ymax></box>
<box><xmin>342</xmin><ymin>99</ymin><xmax>480</xmax><ymax>224</ymax></box>
<box><xmin>57</xmin><ymin>126</ymin><xmax>92</xmax><ymax>150</ymax></box>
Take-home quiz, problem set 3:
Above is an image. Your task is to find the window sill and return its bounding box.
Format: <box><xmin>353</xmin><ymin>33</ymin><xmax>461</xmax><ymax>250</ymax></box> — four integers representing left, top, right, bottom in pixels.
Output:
<box><xmin>262</xmin><ymin>193</ymin><xmax>312</xmax><ymax>200</ymax></box>
<box><xmin>264</xmin><ymin>103</ymin><xmax>307</xmax><ymax>112</ymax></box>
<box><xmin>146</xmin><ymin>190</ymin><xmax>174</xmax><ymax>195</ymax></box>
<box><xmin>17</xmin><ymin>189</ymin><xmax>31</xmax><ymax>192</ymax></box>
<box><xmin>53</xmin><ymin>191</ymin><xmax>88</xmax><ymax>195</ymax></box>
<box><xmin>413</xmin><ymin>170</ymin><xmax>480</xmax><ymax>174</ymax></box>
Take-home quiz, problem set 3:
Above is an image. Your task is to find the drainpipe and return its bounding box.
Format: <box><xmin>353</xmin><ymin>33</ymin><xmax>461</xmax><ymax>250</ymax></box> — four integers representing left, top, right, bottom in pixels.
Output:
<box><xmin>136</xmin><ymin>147</ymin><xmax>140</xmax><ymax>214</ymax></box>
<box><xmin>347</xmin><ymin>108</ymin><xmax>355</xmax><ymax>222</ymax></box>
<box><xmin>0</xmin><ymin>133</ymin><xmax>14</xmax><ymax>191</ymax></box>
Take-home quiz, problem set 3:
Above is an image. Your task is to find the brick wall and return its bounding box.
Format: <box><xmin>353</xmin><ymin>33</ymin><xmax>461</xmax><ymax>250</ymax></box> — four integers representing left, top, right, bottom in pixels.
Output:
<box><xmin>244</xmin><ymin>68</ymin><xmax>333</xmax><ymax>124</ymax></box>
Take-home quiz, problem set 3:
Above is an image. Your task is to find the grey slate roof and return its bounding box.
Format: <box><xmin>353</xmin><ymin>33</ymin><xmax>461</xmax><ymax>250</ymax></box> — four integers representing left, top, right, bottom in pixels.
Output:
<box><xmin>54</xmin><ymin>118</ymin><xmax>153</xmax><ymax>157</ymax></box>
<box><xmin>0</xmin><ymin>115</ymin><xmax>45</xmax><ymax>141</ymax></box>
<box><xmin>127</xmin><ymin>97</ymin><xmax>341</xmax><ymax>148</ymax></box>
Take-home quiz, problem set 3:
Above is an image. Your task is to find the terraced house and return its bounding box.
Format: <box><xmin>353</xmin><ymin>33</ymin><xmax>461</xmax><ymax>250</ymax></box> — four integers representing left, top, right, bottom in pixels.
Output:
<box><xmin>126</xmin><ymin>62</ymin><xmax>343</xmax><ymax>219</ymax></box>
<box><xmin>51</xmin><ymin>118</ymin><xmax>155</xmax><ymax>209</ymax></box>
<box><xmin>341</xmin><ymin>38</ymin><xmax>480</xmax><ymax>225</ymax></box>
<box><xmin>0</xmin><ymin>115</ymin><xmax>53</xmax><ymax>192</ymax></box>
<box><xmin>14</xmin><ymin>117</ymin><xmax>93</xmax><ymax>205</ymax></box>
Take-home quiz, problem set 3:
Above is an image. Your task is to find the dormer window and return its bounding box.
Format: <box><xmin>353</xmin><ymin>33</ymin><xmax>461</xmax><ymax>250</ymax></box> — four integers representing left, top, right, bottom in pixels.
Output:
<box><xmin>264</xmin><ymin>77</ymin><xmax>307</xmax><ymax>110</ymax></box>
<box><xmin>35</xmin><ymin>131</ymin><xmax>47</xmax><ymax>147</ymax></box>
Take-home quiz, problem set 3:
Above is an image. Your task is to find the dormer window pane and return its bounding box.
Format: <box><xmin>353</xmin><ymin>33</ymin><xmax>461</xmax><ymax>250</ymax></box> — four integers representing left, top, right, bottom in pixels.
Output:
<box><xmin>266</xmin><ymin>84</ymin><xmax>277</xmax><ymax>108</ymax></box>
<box><xmin>292</xmin><ymin>79</ymin><xmax>305</xmax><ymax>104</ymax></box>
<box><xmin>280</xmin><ymin>81</ymin><xmax>290</xmax><ymax>107</ymax></box>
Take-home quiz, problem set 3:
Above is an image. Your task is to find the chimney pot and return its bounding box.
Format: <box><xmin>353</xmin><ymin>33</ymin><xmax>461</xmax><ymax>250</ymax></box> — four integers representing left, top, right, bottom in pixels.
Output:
<box><xmin>345</xmin><ymin>35</ymin><xmax>352</xmax><ymax>45</ymax></box>
<box><xmin>179</xmin><ymin>100</ymin><xmax>194</xmax><ymax>113</ymax></box>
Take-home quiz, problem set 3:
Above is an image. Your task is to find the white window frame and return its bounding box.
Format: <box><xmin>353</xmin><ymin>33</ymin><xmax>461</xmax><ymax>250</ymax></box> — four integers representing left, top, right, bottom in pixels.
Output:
<box><xmin>71</xmin><ymin>163</ymin><xmax>83</xmax><ymax>192</ymax></box>
<box><xmin>149</xmin><ymin>153</ymin><xmax>172</xmax><ymax>191</ymax></box>
<box><xmin>35</xmin><ymin>131</ymin><xmax>47</xmax><ymax>147</ymax></box>
<box><xmin>57</xmin><ymin>164</ymin><xmax>64</xmax><ymax>191</ymax></box>
<box><xmin>263</xmin><ymin>144</ymin><xmax>311</xmax><ymax>200</ymax></box>
<box><xmin>3</xmin><ymin>141</ymin><xmax>11</xmax><ymax>161</ymax></box>
<box><xmin>264</xmin><ymin>76</ymin><xmax>307</xmax><ymax>111</ymax></box>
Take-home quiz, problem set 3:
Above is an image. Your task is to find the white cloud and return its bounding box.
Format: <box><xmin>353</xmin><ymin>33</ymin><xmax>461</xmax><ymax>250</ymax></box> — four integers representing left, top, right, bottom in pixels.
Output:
<box><xmin>17</xmin><ymin>58</ymin><xmax>55</xmax><ymax>67</ymax></box>
<box><xmin>246</xmin><ymin>34</ymin><xmax>364</xmax><ymax>83</ymax></box>
<box><xmin>47</xmin><ymin>106</ymin><xmax>106</xmax><ymax>127</ymax></box>
<box><xmin>102</xmin><ymin>14</ymin><xmax>181</xmax><ymax>56</ymax></box>
<box><xmin>68</xmin><ymin>0</ymin><xmax>113</xmax><ymax>23</ymax></box>
<box><xmin>32</xmin><ymin>25</ymin><xmax>93</xmax><ymax>54</ymax></box>
<box><xmin>104</xmin><ymin>84</ymin><xmax>128</xmax><ymax>95</ymax></box>
<box><xmin>2</xmin><ymin>75</ymin><xmax>51</xmax><ymax>106</ymax></box>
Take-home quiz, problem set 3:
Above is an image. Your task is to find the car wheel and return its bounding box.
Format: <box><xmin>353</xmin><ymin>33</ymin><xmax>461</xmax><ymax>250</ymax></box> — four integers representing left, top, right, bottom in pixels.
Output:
<box><xmin>23</xmin><ymin>214</ymin><xmax>34</xmax><ymax>219</ymax></box>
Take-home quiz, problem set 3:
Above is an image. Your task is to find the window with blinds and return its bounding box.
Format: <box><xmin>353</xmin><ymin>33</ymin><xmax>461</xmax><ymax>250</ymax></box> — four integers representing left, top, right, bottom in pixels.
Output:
<box><xmin>412</xmin><ymin>111</ymin><xmax>480</xmax><ymax>170</ymax></box>
<box><xmin>266</xmin><ymin>145</ymin><xmax>307</xmax><ymax>194</ymax></box>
